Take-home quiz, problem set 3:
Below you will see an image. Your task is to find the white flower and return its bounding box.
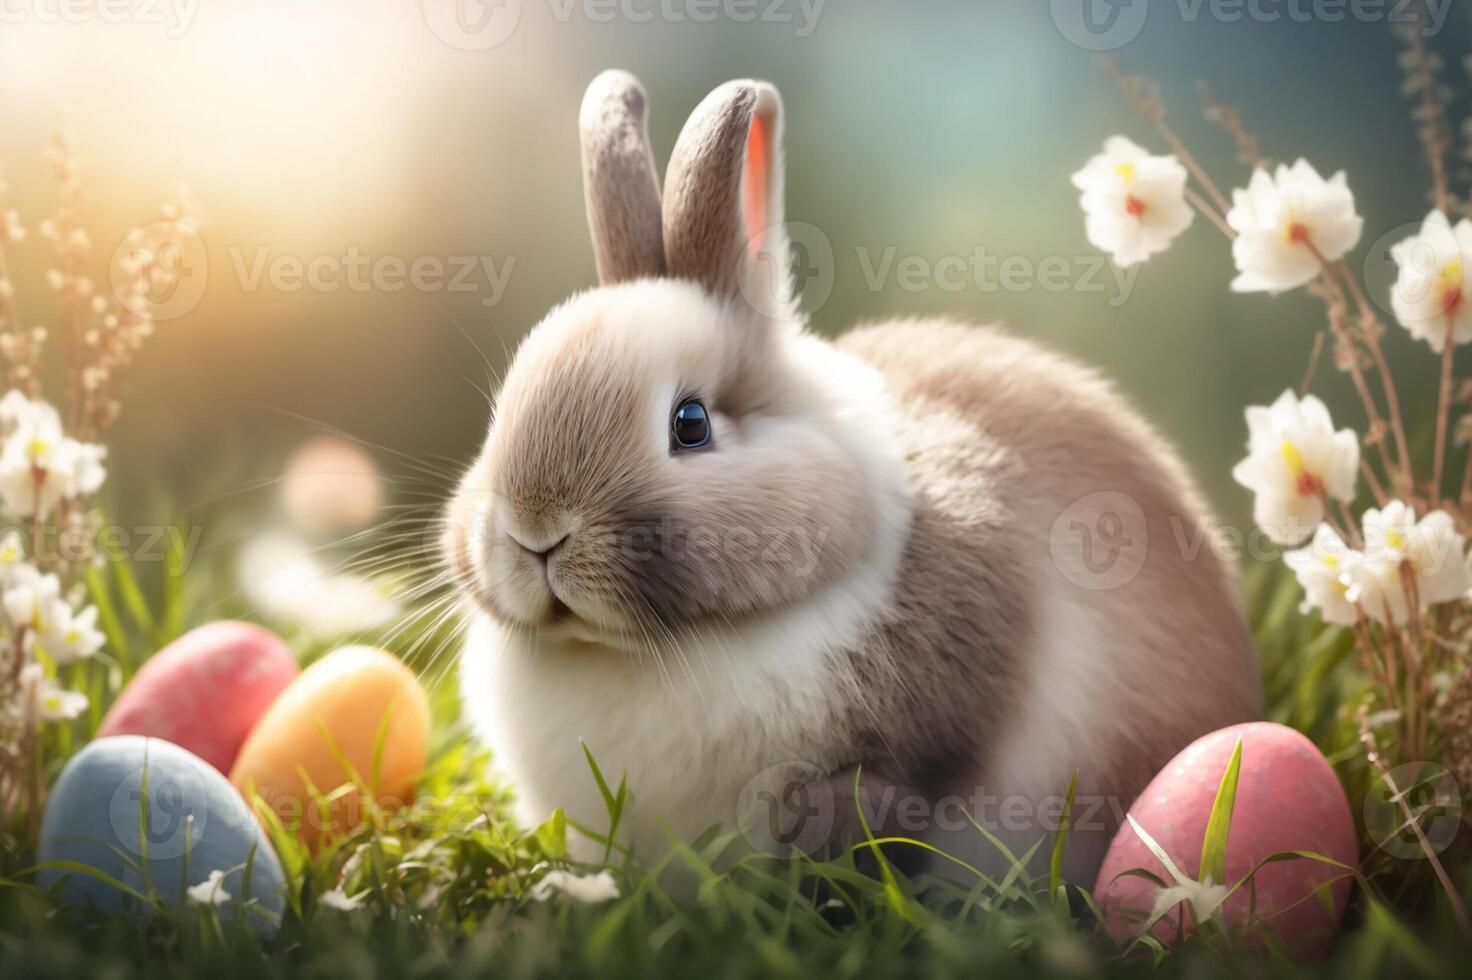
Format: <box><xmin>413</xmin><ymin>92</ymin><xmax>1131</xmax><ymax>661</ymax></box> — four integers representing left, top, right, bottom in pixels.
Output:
<box><xmin>1071</xmin><ymin>137</ymin><xmax>1194</xmax><ymax>267</ymax></box>
<box><xmin>0</xmin><ymin>390</ymin><xmax>60</xmax><ymax>433</ymax></box>
<box><xmin>186</xmin><ymin>869</ymin><xmax>233</xmax><ymax>906</ymax></box>
<box><xmin>1126</xmin><ymin>815</ymin><xmax>1228</xmax><ymax>931</ymax></box>
<box><xmin>1232</xmin><ymin>390</ymin><xmax>1360</xmax><ymax>545</ymax></box>
<box><xmin>528</xmin><ymin>869</ymin><xmax>619</xmax><ymax>904</ymax></box>
<box><xmin>37</xmin><ymin>681</ymin><xmax>87</xmax><ymax>722</ymax></box>
<box><xmin>318</xmin><ymin>888</ymin><xmax>365</xmax><ymax>911</ymax></box>
<box><xmin>0</xmin><ymin>530</ymin><xmax>27</xmax><ymax>582</ymax></box>
<box><xmin>1389</xmin><ymin>209</ymin><xmax>1472</xmax><ymax>352</ymax></box>
<box><xmin>1</xmin><ymin>560</ymin><xmax>105</xmax><ymax>664</ymax></box>
<box><xmin>1345</xmin><ymin>501</ymin><xmax>1472</xmax><ymax>625</ymax></box>
<box><xmin>0</xmin><ymin>391</ymin><xmax>107</xmax><ymax>519</ymax></box>
<box><xmin>1227</xmin><ymin>160</ymin><xmax>1363</xmax><ymax>294</ymax></box>
<box><xmin>1283</xmin><ymin>524</ymin><xmax>1361</xmax><ymax>626</ymax></box>
<box><xmin>68</xmin><ymin>441</ymin><xmax>107</xmax><ymax>497</ymax></box>
<box><xmin>39</xmin><ymin>603</ymin><xmax>104</xmax><ymax>665</ymax></box>
<box><xmin>19</xmin><ymin>663</ymin><xmax>88</xmax><ymax>722</ymax></box>
<box><xmin>3</xmin><ymin>570</ymin><xmax>65</xmax><ymax>635</ymax></box>
<box><xmin>237</xmin><ymin>533</ymin><xmax>399</xmax><ymax>640</ymax></box>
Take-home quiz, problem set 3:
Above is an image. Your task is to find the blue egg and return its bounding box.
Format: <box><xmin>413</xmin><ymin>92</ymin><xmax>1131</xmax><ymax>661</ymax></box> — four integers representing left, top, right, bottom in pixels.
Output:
<box><xmin>38</xmin><ymin>735</ymin><xmax>287</xmax><ymax>935</ymax></box>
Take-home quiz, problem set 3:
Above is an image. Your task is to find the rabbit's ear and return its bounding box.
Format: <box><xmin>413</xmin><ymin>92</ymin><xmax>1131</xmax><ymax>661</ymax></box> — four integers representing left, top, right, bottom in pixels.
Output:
<box><xmin>662</xmin><ymin>80</ymin><xmax>789</xmax><ymax>316</ymax></box>
<box><xmin>580</xmin><ymin>70</ymin><xmax>666</xmax><ymax>284</ymax></box>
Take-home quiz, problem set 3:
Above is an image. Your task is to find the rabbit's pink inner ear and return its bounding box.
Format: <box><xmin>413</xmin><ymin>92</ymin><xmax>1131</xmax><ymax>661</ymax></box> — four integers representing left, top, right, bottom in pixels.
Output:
<box><xmin>743</xmin><ymin>113</ymin><xmax>770</xmax><ymax>257</ymax></box>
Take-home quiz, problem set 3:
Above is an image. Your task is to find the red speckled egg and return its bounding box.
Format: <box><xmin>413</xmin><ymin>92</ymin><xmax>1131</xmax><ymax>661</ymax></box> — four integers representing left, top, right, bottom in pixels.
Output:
<box><xmin>98</xmin><ymin>621</ymin><xmax>298</xmax><ymax>774</ymax></box>
<box><xmin>1094</xmin><ymin>721</ymin><xmax>1357</xmax><ymax>957</ymax></box>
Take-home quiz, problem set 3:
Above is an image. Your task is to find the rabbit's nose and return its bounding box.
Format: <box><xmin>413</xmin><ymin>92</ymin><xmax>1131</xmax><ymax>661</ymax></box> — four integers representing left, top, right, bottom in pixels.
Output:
<box><xmin>507</xmin><ymin>529</ymin><xmax>569</xmax><ymax>563</ymax></box>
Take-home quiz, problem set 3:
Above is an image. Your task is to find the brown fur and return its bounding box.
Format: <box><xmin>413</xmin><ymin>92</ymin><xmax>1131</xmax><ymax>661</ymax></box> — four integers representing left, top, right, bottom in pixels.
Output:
<box><xmin>833</xmin><ymin>320</ymin><xmax>1259</xmax><ymax>871</ymax></box>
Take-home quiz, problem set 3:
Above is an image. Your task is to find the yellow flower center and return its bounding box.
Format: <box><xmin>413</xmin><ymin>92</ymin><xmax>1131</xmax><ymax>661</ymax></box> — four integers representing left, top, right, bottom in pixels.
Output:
<box><xmin>1280</xmin><ymin>439</ymin><xmax>1303</xmax><ymax>474</ymax></box>
<box><xmin>28</xmin><ymin>437</ymin><xmax>48</xmax><ymax>459</ymax></box>
<box><xmin>1385</xmin><ymin>528</ymin><xmax>1407</xmax><ymax>552</ymax></box>
<box><xmin>1115</xmin><ymin>162</ymin><xmax>1136</xmax><ymax>182</ymax></box>
<box><xmin>1437</xmin><ymin>260</ymin><xmax>1462</xmax><ymax>287</ymax></box>
<box><xmin>1280</xmin><ymin>439</ymin><xmax>1325</xmax><ymax>496</ymax></box>
<box><xmin>1437</xmin><ymin>259</ymin><xmax>1463</xmax><ymax>313</ymax></box>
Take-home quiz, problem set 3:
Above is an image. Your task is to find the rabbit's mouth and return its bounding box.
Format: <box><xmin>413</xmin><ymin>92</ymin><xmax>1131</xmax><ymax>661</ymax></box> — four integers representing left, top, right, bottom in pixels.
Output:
<box><xmin>459</xmin><ymin>524</ymin><xmax>641</xmax><ymax>649</ymax></box>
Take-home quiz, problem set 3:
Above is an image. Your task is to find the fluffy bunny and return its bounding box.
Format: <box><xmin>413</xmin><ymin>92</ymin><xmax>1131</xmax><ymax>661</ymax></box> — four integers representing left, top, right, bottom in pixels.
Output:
<box><xmin>445</xmin><ymin>70</ymin><xmax>1261</xmax><ymax>885</ymax></box>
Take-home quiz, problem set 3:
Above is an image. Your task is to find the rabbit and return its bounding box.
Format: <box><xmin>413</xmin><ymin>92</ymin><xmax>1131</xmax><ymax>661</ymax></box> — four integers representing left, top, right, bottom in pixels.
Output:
<box><xmin>444</xmin><ymin>69</ymin><xmax>1261</xmax><ymax>886</ymax></box>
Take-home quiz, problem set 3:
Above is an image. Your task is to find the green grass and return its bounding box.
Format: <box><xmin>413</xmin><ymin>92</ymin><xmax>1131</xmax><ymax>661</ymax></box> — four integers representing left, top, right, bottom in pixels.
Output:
<box><xmin>2</xmin><ymin>545</ymin><xmax>1470</xmax><ymax>979</ymax></box>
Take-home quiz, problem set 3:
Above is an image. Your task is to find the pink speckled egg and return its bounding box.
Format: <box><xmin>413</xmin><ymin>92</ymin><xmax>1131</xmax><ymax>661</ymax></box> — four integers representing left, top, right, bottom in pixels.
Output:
<box><xmin>1094</xmin><ymin>722</ymin><xmax>1357</xmax><ymax>956</ymax></box>
<box><xmin>98</xmin><ymin>621</ymin><xmax>299</xmax><ymax>774</ymax></box>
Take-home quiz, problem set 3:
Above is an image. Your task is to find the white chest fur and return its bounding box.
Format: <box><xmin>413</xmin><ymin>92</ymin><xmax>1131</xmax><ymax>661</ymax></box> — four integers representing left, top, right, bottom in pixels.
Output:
<box><xmin>458</xmin><ymin>552</ymin><xmax>898</xmax><ymax>861</ymax></box>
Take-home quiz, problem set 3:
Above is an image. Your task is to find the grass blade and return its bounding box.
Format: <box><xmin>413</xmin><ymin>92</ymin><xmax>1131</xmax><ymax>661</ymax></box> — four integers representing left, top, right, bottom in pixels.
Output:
<box><xmin>1050</xmin><ymin>768</ymin><xmax>1079</xmax><ymax>916</ymax></box>
<box><xmin>1199</xmin><ymin>737</ymin><xmax>1243</xmax><ymax>887</ymax></box>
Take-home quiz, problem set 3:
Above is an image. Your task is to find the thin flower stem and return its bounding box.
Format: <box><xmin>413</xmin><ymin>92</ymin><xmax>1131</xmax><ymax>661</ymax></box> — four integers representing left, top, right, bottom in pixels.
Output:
<box><xmin>1185</xmin><ymin>188</ymin><xmax>1235</xmax><ymax>240</ymax></box>
<box><xmin>1196</xmin><ymin>82</ymin><xmax>1266</xmax><ymax>170</ymax></box>
<box><xmin>1298</xmin><ymin>330</ymin><xmax>1326</xmax><ymax>395</ymax></box>
<box><xmin>1317</xmin><ymin>488</ymin><xmax>1357</xmax><ymax>546</ymax></box>
<box><xmin>0</xmin><ymin>238</ymin><xmax>23</xmax><ymax>335</ymax></box>
<box><xmin>1399</xmin><ymin>565</ymin><xmax>1425</xmax><ymax>760</ymax></box>
<box><xmin>1332</xmin><ymin>497</ymin><xmax>1363</xmax><ymax>548</ymax></box>
<box><xmin>1359</xmin><ymin>458</ymin><xmax>1390</xmax><ymax>508</ymax></box>
<box><xmin>1151</xmin><ymin>120</ymin><xmax>1232</xmax><ymax>217</ymax></box>
<box><xmin>1460</xmin><ymin>437</ymin><xmax>1472</xmax><ymax>509</ymax></box>
<box><xmin>1400</xmin><ymin>19</ymin><xmax>1452</xmax><ymax>216</ymax></box>
<box><xmin>1353</xmin><ymin>617</ymin><xmax>1397</xmax><ymax>713</ymax></box>
<box><xmin>1309</xmin><ymin>278</ymin><xmax>1401</xmax><ymax>496</ymax></box>
<box><xmin>1334</xmin><ymin>261</ymin><xmax>1416</xmax><ymax>495</ymax></box>
<box><xmin>1433</xmin><ymin>314</ymin><xmax>1455</xmax><ymax>505</ymax></box>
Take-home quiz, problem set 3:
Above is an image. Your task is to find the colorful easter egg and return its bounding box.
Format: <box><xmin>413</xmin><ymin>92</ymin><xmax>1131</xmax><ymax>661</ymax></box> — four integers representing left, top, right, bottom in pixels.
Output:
<box><xmin>98</xmin><ymin>621</ymin><xmax>299</xmax><ymax>774</ymax></box>
<box><xmin>281</xmin><ymin>437</ymin><xmax>382</xmax><ymax>534</ymax></box>
<box><xmin>1094</xmin><ymin>721</ymin><xmax>1357</xmax><ymax>957</ymax></box>
<box><xmin>38</xmin><ymin>736</ymin><xmax>287</xmax><ymax>934</ymax></box>
<box><xmin>229</xmin><ymin>645</ymin><xmax>430</xmax><ymax>849</ymax></box>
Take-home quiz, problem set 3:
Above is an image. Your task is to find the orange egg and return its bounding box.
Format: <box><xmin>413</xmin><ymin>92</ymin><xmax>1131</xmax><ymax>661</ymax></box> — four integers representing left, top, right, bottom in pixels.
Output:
<box><xmin>229</xmin><ymin>645</ymin><xmax>430</xmax><ymax>849</ymax></box>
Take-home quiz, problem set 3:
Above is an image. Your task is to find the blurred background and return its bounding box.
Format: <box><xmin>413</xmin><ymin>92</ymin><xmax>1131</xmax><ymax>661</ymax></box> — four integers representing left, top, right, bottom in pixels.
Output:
<box><xmin>0</xmin><ymin>0</ymin><xmax>1467</xmax><ymax>542</ymax></box>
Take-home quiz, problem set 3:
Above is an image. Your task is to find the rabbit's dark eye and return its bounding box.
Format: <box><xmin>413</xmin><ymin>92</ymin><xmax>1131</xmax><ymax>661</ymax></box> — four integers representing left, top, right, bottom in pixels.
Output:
<box><xmin>671</xmin><ymin>399</ymin><xmax>711</xmax><ymax>450</ymax></box>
